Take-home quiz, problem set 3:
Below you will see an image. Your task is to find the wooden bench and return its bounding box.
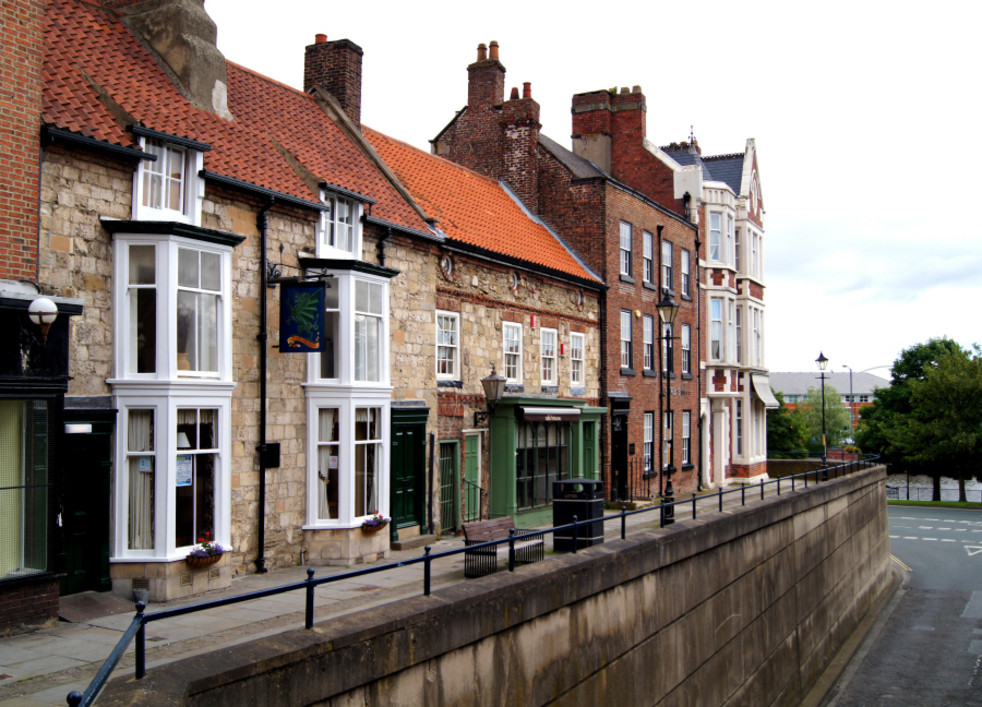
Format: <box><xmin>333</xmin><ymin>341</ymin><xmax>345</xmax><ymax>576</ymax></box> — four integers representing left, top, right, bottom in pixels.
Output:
<box><xmin>462</xmin><ymin>516</ymin><xmax>544</xmax><ymax>577</ymax></box>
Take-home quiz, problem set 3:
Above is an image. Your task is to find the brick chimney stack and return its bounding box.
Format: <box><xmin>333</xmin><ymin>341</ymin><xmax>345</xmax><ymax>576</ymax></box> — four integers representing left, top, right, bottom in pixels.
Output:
<box><xmin>0</xmin><ymin>0</ymin><xmax>43</xmax><ymax>282</ymax></box>
<box><xmin>467</xmin><ymin>41</ymin><xmax>505</xmax><ymax>109</ymax></box>
<box><xmin>571</xmin><ymin>85</ymin><xmax>646</xmax><ymax>179</ymax></box>
<box><xmin>304</xmin><ymin>34</ymin><xmax>364</xmax><ymax>126</ymax></box>
<box><xmin>571</xmin><ymin>90</ymin><xmax>614</xmax><ymax>173</ymax></box>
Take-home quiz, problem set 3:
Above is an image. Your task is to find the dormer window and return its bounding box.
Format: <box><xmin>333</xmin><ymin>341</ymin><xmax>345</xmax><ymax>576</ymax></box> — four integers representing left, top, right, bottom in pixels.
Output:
<box><xmin>132</xmin><ymin>128</ymin><xmax>208</xmax><ymax>225</ymax></box>
<box><xmin>319</xmin><ymin>193</ymin><xmax>363</xmax><ymax>258</ymax></box>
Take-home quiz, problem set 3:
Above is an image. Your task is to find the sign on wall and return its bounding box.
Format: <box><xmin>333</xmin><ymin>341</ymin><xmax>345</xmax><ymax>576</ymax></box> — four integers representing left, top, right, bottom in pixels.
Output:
<box><xmin>279</xmin><ymin>281</ymin><xmax>325</xmax><ymax>353</ymax></box>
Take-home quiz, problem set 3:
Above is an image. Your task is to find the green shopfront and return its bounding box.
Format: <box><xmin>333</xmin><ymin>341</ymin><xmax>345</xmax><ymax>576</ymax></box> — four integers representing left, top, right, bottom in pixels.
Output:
<box><xmin>487</xmin><ymin>397</ymin><xmax>605</xmax><ymax>518</ymax></box>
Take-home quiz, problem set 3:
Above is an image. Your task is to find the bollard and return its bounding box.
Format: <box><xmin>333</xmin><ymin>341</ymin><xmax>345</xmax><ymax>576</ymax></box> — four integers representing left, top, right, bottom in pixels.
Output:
<box><xmin>135</xmin><ymin>601</ymin><xmax>146</xmax><ymax>679</ymax></box>
<box><xmin>305</xmin><ymin>567</ymin><xmax>315</xmax><ymax>629</ymax></box>
<box><xmin>423</xmin><ymin>546</ymin><xmax>432</xmax><ymax>595</ymax></box>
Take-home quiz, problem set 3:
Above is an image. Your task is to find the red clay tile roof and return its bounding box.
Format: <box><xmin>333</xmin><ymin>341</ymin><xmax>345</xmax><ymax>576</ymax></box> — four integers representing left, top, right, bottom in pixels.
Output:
<box><xmin>364</xmin><ymin>129</ymin><xmax>601</xmax><ymax>283</ymax></box>
<box><xmin>42</xmin><ymin>0</ymin><xmax>428</xmax><ymax>235</ymax></box>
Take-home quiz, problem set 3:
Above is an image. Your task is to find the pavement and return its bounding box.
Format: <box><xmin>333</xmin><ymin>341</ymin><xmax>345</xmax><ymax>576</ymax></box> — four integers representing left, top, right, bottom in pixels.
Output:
<box><xmin>0</xmin><ymin>478</ymin><xmax>876</xmax><ymax>707</ymax></box>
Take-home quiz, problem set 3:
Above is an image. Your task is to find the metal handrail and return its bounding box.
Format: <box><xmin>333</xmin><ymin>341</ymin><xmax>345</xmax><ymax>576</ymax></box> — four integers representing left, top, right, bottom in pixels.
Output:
<box><xmin>462</xmin><ymin>478</ymin><xmax>486</xmax><ymax>523</ymax></box>
<box><xmin>66</xmin><ymin>454</ymin><xmax>878</xmax><ymax>705</ymax></box>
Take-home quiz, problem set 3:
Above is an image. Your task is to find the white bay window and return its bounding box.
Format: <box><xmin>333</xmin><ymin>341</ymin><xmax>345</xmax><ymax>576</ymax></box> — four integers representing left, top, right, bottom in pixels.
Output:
<box><xmin>304</xmin><ymin>259</ymin><xmax>395</xmax><ymax>528</ymax></box>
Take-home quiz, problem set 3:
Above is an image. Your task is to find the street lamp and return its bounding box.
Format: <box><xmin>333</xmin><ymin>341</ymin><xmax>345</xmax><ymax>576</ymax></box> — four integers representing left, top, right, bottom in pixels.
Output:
<box><xmin>657</xmin><ymin>293</ymin><xmax>680</xmax><ymax>525</ymax></box>
<box><xmin>816</xmin><ymin>352</ymin><xmax>829</xmax><ymax>470</ymax></box>
<box><xmin>474</xmin><ymin>365</ymin><xmax>507</xmax><ymax>426</ymax></box>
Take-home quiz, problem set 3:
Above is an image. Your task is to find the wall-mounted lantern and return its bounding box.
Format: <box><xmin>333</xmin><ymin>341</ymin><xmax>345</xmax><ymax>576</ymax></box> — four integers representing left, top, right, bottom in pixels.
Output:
<box><xmin>474</xmin><ymin>365</ymin><xmax>507</xmax><ymax>426</ymax></box>
<box><xmin>28</xmin><ymin>297</ymin><xmax>58</xmax><ymax>344</ymax></box>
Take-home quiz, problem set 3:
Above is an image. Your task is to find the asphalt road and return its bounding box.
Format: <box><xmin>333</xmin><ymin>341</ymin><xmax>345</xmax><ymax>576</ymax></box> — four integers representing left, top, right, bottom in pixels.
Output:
<box><xmin>826</xmin><ymin>505</ymin><xmax>982</xmax><ymax>706</ymax></box>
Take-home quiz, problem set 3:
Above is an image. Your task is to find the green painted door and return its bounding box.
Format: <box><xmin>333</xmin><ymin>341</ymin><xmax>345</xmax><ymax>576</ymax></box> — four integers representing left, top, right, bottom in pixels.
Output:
<box><xmin>390</xmin><ymin>411</ymin><xmax>426</xmax><ymax>530</ymax></box>
<box><xmin>464</xmin><ymin>434</ymin><xmax>480</xmax><ymax>522</ymax></box>
<box><xmin>438</xmin><ymin>441</ymin><xmax>459</xmax><ymax>532</ymax></box>
<box><xmin>582</xmin><ymin>421</ymin><xmax>597</xmax><ymax>479</ymax></box>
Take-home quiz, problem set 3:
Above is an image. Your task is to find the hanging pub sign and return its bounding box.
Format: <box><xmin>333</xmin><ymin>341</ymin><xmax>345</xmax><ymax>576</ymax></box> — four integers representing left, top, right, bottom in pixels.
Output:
<box><xmin>279</xmin><ymin>280</ymin><xmax>325</xmax><ymax>353</ymax></box>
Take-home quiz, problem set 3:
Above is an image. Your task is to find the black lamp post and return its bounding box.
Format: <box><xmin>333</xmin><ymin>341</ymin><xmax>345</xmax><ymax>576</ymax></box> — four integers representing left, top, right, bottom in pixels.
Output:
<box><xmin>657</xmin><ymin>293</ymin><xmax>680</xmax><ymax>525</ymax></box>
<box><xmin>816</xmin><ymin>352</ymin><xmax>829</xmax><ymax>470</ymax></box>
<box><xmin>474</xmin><ymin>365</ymin><xmax>507</xmax><ymax>426</ymax></box>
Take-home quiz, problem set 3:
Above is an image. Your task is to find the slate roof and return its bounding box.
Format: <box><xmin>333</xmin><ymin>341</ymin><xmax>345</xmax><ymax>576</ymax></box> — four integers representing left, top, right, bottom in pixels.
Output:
<box><xmin>662</xmin><ymin>147</ymin><xmax>745</xmax><ymax>195</ymax></box>
<box><xmin>42</xmin><ymin>0</ymin><xmax>429</xmax><ymax>235</ymax></box>
<box><xmin>538</xmin><ymin>134</ymin><xmax>605</xmax><ymax>180</ymax></box>
<box><xmin>365</xmin><ymin>129</ymin><xmax>602</xmax><ymax>284</ymax></box>
<box><xmin>768</xmin><ymin>372</ymin><xmax>887</xmax><ymax>397</ymax></box>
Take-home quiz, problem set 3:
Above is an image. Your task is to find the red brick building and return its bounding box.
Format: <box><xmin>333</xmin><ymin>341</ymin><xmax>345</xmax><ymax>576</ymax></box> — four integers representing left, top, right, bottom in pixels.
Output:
<box><xmin>434</xmin><ymin>48</ymin><xmax>703</xmax><ymax>500</ymax></box>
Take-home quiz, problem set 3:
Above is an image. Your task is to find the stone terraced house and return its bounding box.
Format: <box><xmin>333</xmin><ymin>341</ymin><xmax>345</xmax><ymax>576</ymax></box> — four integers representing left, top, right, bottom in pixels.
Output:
<box><xmin>0</xmin><ymin>0</ymin><xmax>608</xmax><ymax>630</ymax></box>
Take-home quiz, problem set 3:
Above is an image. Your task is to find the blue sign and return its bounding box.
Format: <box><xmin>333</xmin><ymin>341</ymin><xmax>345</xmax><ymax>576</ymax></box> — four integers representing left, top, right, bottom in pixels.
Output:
<box><xmin>279</xmin><ymin>281</ymin><xmax>324</xmax><ymax>353</ymax></box>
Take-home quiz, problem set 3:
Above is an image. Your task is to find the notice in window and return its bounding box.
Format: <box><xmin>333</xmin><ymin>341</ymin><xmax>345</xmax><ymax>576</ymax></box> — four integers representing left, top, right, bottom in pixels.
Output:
<box><xmin>176</xmin><ymin>455</ymin><xmax>193</xmax><ymax>487</ymax></box>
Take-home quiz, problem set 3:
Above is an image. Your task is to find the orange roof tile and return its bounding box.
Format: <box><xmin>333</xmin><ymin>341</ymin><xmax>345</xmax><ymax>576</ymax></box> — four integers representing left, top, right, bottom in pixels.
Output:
<box><xmin>364</xmin><ymin>129</ymin><xmax>601</xmax><ymax>284</ymax></box>
<box><xmin>42</xmin><ymin>0</ymin><xmax>428</xmax><ymax>235</ymax></box>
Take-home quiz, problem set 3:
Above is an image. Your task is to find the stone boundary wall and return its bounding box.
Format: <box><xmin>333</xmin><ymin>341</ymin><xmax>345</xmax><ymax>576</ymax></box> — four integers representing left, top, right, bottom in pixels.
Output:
<box><xmin>102</xmin><ymin>466</ymin><xmax>891</xmax><ymax>706</ymax></box>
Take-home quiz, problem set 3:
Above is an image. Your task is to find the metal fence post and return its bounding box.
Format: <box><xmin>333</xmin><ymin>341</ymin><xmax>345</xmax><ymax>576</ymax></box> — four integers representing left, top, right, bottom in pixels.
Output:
<box><xmin>508</xmin><ymin>528</ymin><xmax>516</xmax><ymax>572</ymax></box>
<box><xmin>423</xmin><ymin>546</ymin><xmax>432</xmax><ymax>595</ymax></box>
<box><xmin>760</xmin><ymin>479</ymin><xmax>765</xmax><ymax>500</ymax></box>
<box><xmin>305</xmin><ymin>568</ymin><xmax>315</xmax><ymax>629</ymax></box>
<box><xmin>741</xmin><ymin>485</ymin><xmax>746</xmax><ymax>506</ymax></box>
<box><xmin>621</xmin><ymin>506</ymin><xmax>627</xmax><ymax>540</ymax></box>
<box><xmin>572</xmin><ymin>515</ymin><xmax>579</xmax><ymax>552</ymax></box>
<box><xmin>135</xmin><ymin>602</ymin><xmax>146</xmax><ymax>679</ymax></box>
<box><xmin>718</xmin><ymin>487</ymin><xmax>723</xmax><ymax>513</ymax></box>
<box><xmin>691</xmin><ymin>493</ymin><xmax>697</xmax><ymax>519</ymax></box>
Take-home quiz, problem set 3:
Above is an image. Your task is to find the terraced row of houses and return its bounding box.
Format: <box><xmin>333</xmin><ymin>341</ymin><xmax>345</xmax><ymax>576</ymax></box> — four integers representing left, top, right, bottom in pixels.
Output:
<box><xmin>0</xmin><ymin>0</ymin><xmax>773</xmax><ymax>631</ymax></box>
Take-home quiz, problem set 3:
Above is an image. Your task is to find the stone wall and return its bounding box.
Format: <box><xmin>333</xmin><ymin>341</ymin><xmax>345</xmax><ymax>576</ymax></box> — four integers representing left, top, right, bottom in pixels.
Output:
<box><xmin>101</xmin><ymin>466</ymin><xmax>892</xmax><ymax>705</ymax></box>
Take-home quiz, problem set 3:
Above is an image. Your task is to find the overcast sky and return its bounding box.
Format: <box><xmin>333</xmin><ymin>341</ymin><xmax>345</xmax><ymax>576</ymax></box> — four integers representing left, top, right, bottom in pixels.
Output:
<box><xmin>207</xmin><ymin>0</ymin><xmax>981</xmax><ymax>378</ymax></box>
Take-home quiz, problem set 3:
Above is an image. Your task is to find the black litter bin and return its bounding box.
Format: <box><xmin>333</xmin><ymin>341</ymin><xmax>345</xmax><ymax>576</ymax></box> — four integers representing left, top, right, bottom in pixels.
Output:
<box><xmin>553</xmin><ymin>478</ymin><xmax>604</xmax><ymax>552</ymax></box>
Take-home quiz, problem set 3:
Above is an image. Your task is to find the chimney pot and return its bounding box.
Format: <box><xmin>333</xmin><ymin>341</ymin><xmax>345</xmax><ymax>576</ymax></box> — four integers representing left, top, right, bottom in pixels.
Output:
<box><xmin>620</xmin><ymin>86</ymin><xmax>629</xmax><ymax>94</ymax></box>
<box><xmin>522</xmin><ymin>81</ymin><xmax>531</xmax><ymax>99</ymax></box>
<box><xmin>315</xmin><ymin>33</ymin><xmax>327</xmax><ymax>44</ymax></box>
<box><xmin>632</xmin><ymin>85</ymin><xmax>641</xmax><ymax>94</ymax></box>
<box><xmin>477</xmin><ymin>43</ymin><xmax>487</xmax><ymax>61</ymax></box>
<box><xmin>510</xmin><ymin>87</ymin><xmax>519</xmax><ymax>100</ymax></box>
<box><xmin>489</xmin><ymin>40</ymin><xmax>499</xmax><ymax>60</ymax></box>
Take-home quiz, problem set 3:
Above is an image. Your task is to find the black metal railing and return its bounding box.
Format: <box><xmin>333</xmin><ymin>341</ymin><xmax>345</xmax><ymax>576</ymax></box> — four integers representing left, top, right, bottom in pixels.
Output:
<box><xmin>462</xmin><ymin>478</ymin><xmax>485</xmax><ymax>523</ymax></box>
<box><xmin>886</xmin><ymin>485</ymin><xmax>982</xmax><ymax>503</ymax></box>
<box><xmin>66</xmin><ymin>454</ymin><xmax>879</xmax><ymax>706</ymax></box>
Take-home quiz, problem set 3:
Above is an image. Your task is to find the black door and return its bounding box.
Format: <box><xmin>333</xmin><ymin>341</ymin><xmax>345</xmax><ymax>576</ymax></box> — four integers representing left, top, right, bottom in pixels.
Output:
<box><xmin>390</xmin><ymin>409</ymin><xmax>428</xmax><ymax>536</ymax></box>
<box><xmin>60</xmin><ymin>414</ymin><xmax>113</xmax><ymax>595</ymax></box>
<box><xmin>611</xmin><ymin>411</ymin><xmax>629</xmax><ymax>501</ymax></box>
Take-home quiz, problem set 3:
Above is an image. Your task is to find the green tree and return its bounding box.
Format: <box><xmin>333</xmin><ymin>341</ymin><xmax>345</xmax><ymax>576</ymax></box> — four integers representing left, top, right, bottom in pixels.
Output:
<box><xmin>766</xmin><ymin>391</ymin><xmax>808</xmax><ymax>457</ymax></box>
<box><xmin>798</xmin><ymin>384</ymin><xmax>850</xmax><ymax>456</ymax></box>
<box><xmin>856</xmin><ymin>337</ymin><xmax>965</xmax><ymax>500</ymax></box>
<box><xmin>888</xmin><ymin>347</ymin><xmax>981</xmax><ymax>502</ymax></box>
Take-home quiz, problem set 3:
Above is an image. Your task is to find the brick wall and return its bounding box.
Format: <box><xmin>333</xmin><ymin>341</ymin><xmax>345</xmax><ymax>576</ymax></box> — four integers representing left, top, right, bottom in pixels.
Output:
<box><xmin>1</xmin><ymin>0</ymin><xmax>44</xmax><ymax>282</ymax></box>
<box><xmin>0</xmin><ymin>576</ymin><xmax>59</xmax><ymax>636</ymax></box>
<box><xmin>304</xmin><ymin>36</ymin><xmax>363</xmax><ymax>125</ymax></box>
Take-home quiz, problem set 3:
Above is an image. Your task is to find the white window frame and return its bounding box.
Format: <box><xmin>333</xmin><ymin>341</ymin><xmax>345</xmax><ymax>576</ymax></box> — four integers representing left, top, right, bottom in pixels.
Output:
<box><xmin>112</xmin><ymin>235</ymin><xmax>234</xmax><ymax>383</ymax></box>
<box><xmin>663</xmin><ymin>411</ymin><xmax>673</xmax><ymax>470</ymax></box>
<box><xmin>661</xmin><ymin>240</ymin><xmax>673</xmax><ymax>291</ymax></box>
<box><xmin>642</xmin><ymin>230</ymin><xmax>654</xmax><ymax>284</ymax></box>
<box><xmin>644</xmin><ymin>412</ymin><xmax>654</xmax><ymax>476</ymax></box>
<box><xmin>643</xmin><ymin>315</ymin><xmax>655</xmax><ymax>372</ymax></box>
<box><xmin>112</xmin><ymin>395</ymin><xmax>232</xmax><ymax>561</ymax></box>
<box><xmin>682</xmin><ymin>411</ymin><xmax>691</xmax><ymax>465</ymax></box>
<box><xmin>680</xmin><ymin>249</ymin><xmax>691</xmax><ymax>296</ymax></box>
<box><xmin>736</xmin><ymin>306</ymin><xmax>743</xmax><ymax>365</ymax></box>
<box><xmin>503</xmin><ymin>322</ymin><xmax>523</xmax><ymax>384</ymax></box>
<box><xmin>304</xmin><ymin>392</ymin><xmax>391</xmax><ymax>528</ymax></box>
<box><xmin>710</xmin><ymin>297</ymin><xmax>723</xmax><ymax>361</ymax></box>
<box><xmin>736</xmin><ymin>399</ymin><xmax>744</xmax><ymax>457</ymax></box>
<box><xmin>620</xmin><ymin>310</ymin><xmax>632</xmax><ymax>369</ymax></box>
<box><xmin>709</xmin><ymin>213</ymin><xmax>722</xmax><ymax>261</ymax></box>
<box><xmin>619</xmin><ymin>221</ymin><xmax>633</xmax><ymax>277</ymax></box>
<box><xmin>570</xmin><ymin>331</ymin><xmax>585</xmax><ymax>388</ymax></box>
<box><xmin>541</xmin><ymin>328</ymin><xmax>558</xmax><ymax>386</ymax></box>
<box><xmin>133</xmin><ymin>138</ymin><xmax>204</xmax><ymax>226</ymax></box>
<box><xmin>727</xmin><ymin>300</ymin><xmax>736</xmax><ymax>363</ymax></box>
<box><xmin>726</xmin><ymin>214</ymin><xmax>735</xmax><ymax>266</ymax></box>
<box><xmin>681</xmin><ymin>323</ymin><xmax>691</xmax><ymax>375</ymax></box>
<box><xmin>436</xmin><ymin>311</ymin><xmax>459</xmax><ymax>380</ymax></box>
<box><xmin>317</xmin><ymin>192</ymin><xmax>364</xmax><ymax>260</ymax></box>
